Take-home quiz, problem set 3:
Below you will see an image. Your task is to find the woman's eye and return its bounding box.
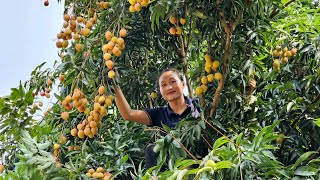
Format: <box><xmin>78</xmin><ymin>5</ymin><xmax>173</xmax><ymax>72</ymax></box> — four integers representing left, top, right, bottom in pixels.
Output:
<box><xmin>161</xmin><ymin>84</ymin><xmax>166</xmax><ymax>87</ymax></box>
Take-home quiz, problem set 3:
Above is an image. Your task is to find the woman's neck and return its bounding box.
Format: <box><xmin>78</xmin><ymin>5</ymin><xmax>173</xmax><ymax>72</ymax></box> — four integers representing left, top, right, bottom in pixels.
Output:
<box><xmin>168</xmin><ymin>96</ymin><xmax>187</xmax><ymax>115</ymax></box>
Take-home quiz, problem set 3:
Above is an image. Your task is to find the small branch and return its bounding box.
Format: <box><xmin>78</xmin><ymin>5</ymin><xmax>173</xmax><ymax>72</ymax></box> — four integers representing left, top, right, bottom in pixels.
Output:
<box><xmin>201</xmin><ymin>134</ymin><xmax>213</xmax><ymax>150</ymax></box>
<box><xmin>269</xmin><ymin>0</ymin><xmax>296</xmax><ymax>19</ymax></box>
<box><xmin>209</xmin><ymin>78</ymin><xmax>225</xmax><ymax>117</ymax></box>
<box><xmin>144</xmin><ymin>127</ymin><xmax>198</xmax><ymax>161</ymax></box>
<box><xmin>179</xmin><ymin>35</ymin><xmax>193</xmax><ymax>98</ymax></box>
<box><xmin>202</xmin><ymin>118</ymin><xmax>241</xmax><ymax>150</ymax></box>
<box><xmin>302</xmin><ymin>147</ymin><xmax>320</xmax><ymax>166</ymax></box>
<box><xmin>230</xmin><ymin>9</ymin><xmax>243</xmax><ymax>32</ymax></box>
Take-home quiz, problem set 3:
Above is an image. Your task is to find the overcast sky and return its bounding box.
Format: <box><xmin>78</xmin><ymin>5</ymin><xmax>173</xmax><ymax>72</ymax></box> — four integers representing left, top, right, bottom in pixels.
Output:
<box><xmin>0</xmin><ymin>0</ymin><xmax>65</xmax><ymax>97</ymax></box>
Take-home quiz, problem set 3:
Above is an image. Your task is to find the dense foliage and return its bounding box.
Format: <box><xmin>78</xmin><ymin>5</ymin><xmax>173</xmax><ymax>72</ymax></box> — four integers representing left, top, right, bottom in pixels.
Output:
<box><xmin>1</xmin><ymin>0</ymin><xmax>320</xmax><ymax>179</ymax></box>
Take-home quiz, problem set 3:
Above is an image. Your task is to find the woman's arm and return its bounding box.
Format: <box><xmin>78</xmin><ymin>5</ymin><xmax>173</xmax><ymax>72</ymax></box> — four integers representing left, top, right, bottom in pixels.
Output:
<box><xmin>113</xmin><ymin>85</ymin><xmax>152</xmax><ymax>125</ymax></box>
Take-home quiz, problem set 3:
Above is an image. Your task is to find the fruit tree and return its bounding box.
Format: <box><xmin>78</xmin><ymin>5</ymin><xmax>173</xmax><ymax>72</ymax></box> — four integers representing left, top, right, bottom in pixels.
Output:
<box><xmin>0</xmin><ymin>0</ymin><xmax>320</xmax><ymax>179</ymax></box>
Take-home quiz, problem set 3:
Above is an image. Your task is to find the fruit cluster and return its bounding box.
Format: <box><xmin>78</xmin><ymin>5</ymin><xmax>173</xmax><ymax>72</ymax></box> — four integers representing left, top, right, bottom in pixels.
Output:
<box><xmin>55</xmin><ymin>13</ymin><xmax>98</xmax><ymax>51</ymax></box>
<box><xmin>168</xmin><ymin>16</ymin><xmax>186</xmax><ymax>36</ymax></box>
<box><xmin>128</xmin><ymin>0</ymin><xmax>150</xmax><ymax>13</ymax></box>
<box><xmin>69</xmin><ymin>86</ymin><xmax>113</xmax><ymax>139</ymax></box>
<box><xmin>195</xmin><ymin>54</ymin><xmax>222</xmax><ymax>96</ymax></box>
<box><xmin>97</xmin><ymin>1</ymin><xmax>110</xmax><ymax>10</ymax></box>
<box><xmin>272</xmin><ymin>46</ymin><xmax>297</xmax><ymax>72</ymax></box>
<box><xmin>86</xmin><ymin>167</ymin><xmax>112</xmax><ymax>179</ymax></box>
<box><xmin>103</xmin><ymin>28</ymin><xmax>127</xmax><ymax>78</ymax></box>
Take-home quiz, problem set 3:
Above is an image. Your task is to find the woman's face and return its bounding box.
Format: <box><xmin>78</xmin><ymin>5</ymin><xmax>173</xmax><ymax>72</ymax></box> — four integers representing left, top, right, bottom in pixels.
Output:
<box><xmin>158</xmin><ymin>71</ymin><xmax>185</xmax><ymax>102</ymax></box>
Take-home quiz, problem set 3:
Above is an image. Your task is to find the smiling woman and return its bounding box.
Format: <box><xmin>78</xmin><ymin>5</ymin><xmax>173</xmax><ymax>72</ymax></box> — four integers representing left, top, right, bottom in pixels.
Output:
<box><xmin>113</xmin><ymin>68</ymin><xmax>200</xmax><ymax>128</ymax></box>
<box><xmin>113</xmin><ymin>68</ymin><xmax>201</xmax><ymax>169</ymax></box>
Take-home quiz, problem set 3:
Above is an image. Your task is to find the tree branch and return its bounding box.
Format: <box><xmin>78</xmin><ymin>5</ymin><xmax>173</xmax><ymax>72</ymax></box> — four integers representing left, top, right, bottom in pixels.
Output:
<box><xmin>179</xmin><ymin>35</ymin><xmax>193</xmax><ymax>98</ymax></box>
<box><xmin>269</xmin><ymin>0</ymin><xmax>296</xmax><ymax>19</ymax></box>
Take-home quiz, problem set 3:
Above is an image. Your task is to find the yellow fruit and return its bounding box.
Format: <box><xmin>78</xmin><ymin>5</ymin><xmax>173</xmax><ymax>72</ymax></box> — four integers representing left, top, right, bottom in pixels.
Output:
<box><xmin>84</xmin><ymin>128</ymin><xmax>91</xmax><ymax>136</ymax></box>
<box><xmin>53</xmin><ymin>144</ymin><xmax>60</xmax><ymax>150</ymax></box>
<box><xmin>119</xmin><ymin>28</ymin><xmax>127</xmax><ymax>37</ymax></box>
<box><xmin>96</xmin><ymin>172</ymin><xmax>104</xmax><ymax>178</ymax></box>
<box><xmin>38</xmin><ymin>102</ymin><xmax>43</xmax><ymax>107</ymax></box>
<box><xmin>169</xmin><ymin>27</ymin><xmax>176</xmax><ymax>35</ymax></box>
<box><xmin>205</xmin><ymin>66</ymin><xmax>211</xmax><ymax>73</ymax></box>
<box><xmin>102</xmin><ymin>44</ymin><xmax>108</xmax><ymax>52</ymax></box>
<box><xmin>88</xmin><ymin>168</ymin><xmax>95</xmax><ymax>174</ymax></box>
<box><xmin>61</xmin><ymin>112</ymin><xmax>69</xmax><ymax>120</ymax></box>
<box><xmin>76</xmin><ymin>16</ymin><xmax>84</xmax><ymax>23</ymax></box>
<box><xmin>105</xmin><ymin>60</ymin><xmax>114</xmax><ymax>69</ymax></box>
<box><xmin>98</xmin><ymin>86</ymin><xmax>106</xmax><ymax>95</ymax></box>
<box><xmin>169</xmin><ymin>16</ymin><xmax>177</xmax><ymax>24</ymax></box>
<box><xmin>83</xmin><ymin>108</ymin><xmax>90</xmax><ymax>115</ymax></box>
<box><xmin>108</xmin><ymin>70</ymin><xmax>115</xmax><ymax>78</ymax></box>
<box><xmin>204</xmin><ymin>54</ymin><xmax>211</xmax><ymax>62</ymax></box>
<box><xmin>102</xmin><ymin>2</ymin><xmax>109</xmax><ymax>9</ymax></box>
<box><xmin>276</xmin><ymin>45</ymin><xmax>281</xmax><ymax>50</ymax></box>
<box><xmin>205</xmin><ymin>160</ymin><xmax>216</xmax><ymax>169</ymax></box>
<box><xmin>105</xmin><ymin>98</ymin><xmax>112</xmax><ymax>106</ymax></box>
<box><xmin>104</xmin><ymin>53</ymin><xmax>112</xmax><ymax>61</ymax></box>
<box><xmin>207</xmin><ymin>74</ymin><xmax>214</xmax><ymax>82</ymax></box>
<box><xmin>201</xmin><ymin>84</ymin><xmax>208</xmax><ymax>93</ymax></box>
<box><xmin>176</xmin><ymin>27</ymin><xmax>183</xmax><ymax>35</ymax></box>
<box><xmin>105</xmin><ymin>31</ymin><xmax>113</xmax><ymax>40</ymax></box>
<box><xmin>273</xmin><ymin>59</ymin><xmax>280</xmax><ymax>72</ymax></box>
<box><xmin>86</xmin><ymin>173</ymin><xmax>92</xmax><ymax>177</ymax></box>
<box><xmin>100</xmin><ymin>106</ymin><xmax>107</xmax><ymax>116</ymax></box>
<box><xmin>62</xmin><ymin>40</ymin><xmax>69</xmax><ymax>48</ymax></box>
<box><xmin>112</xmin><ymin>46</ymin><xmax>120</xmax><ymax>54</ymax></box>
<box><xmin>201</xmin><ymin>76</ymin><xmax>208</xmax><ymax>84</ymax></box>
<box><xmin>150</xmin><ymin>92</ymin><xmax>157</xmax><ymax>99</ymax></box>
<box><xmin>98</xmin><ymin>96</ymin><xmax>106</xmax><ymax>104</ymax></box>
<box><xmin>75</xmin><ymin>43</ymin><xmax>82</xmax><ymax>52</ymax></box>
<box><xmin>129</xmin><ymin>5</ymin><xmax>135</xmax><ymax>12</ymax></box>
<box><xmin>272</xmin><ymin>50</ymin><xmax>279</xmax><ymax>57</ymax></box>
<box><xmin>81</xmin><ymin>28</ymin><xmax>90</xmax><ymax>37</ymax></box>
<box><xmin>78</xmin><ymin>130</ymin><xmax>85</xmax><ymax>139</ymax></box>
<box><xmin>91</xmin><ymin>127</ymin><xmax>98</xmax><ymax>135</ymax></box>
<box><xmin>282</xmin><ymin>57</ymin><xmax>288</xmax><ymax>64</ymax></box>
<box><xmin>77</xmin><ymin>123</ymin><xmax>84</xmax><ymax>130</ymax></box>
<box><xmin>129</xmin><ymin>0</ymin><xmax>136</xmax><ymax>5</ymax></box>
<box><xmin>283</xmin><ymin>47</ymin><xmax>288</xmax><ymax>52</ymax></box>
<box><xmin>107</xmin><ymin>95</ymin><xmax>114</xmax><ymax>101</ymax></box>
<box><xmin>291</xmin><ymin>48</ymin><xmax>297</xmax><ymax>55</ymax></box>
<box><xmin>276</xmin><ymin>137</ymin><xmax>283</xmax><ymax>144</ymax></box>
<box><xmin>63</xmin><ymin>14</ymin><xmax>70</xmax><ymax>22</ymax></box>
<box><xmin>59</xmin><ymin>135</ymin><xmax>67</xmax><ymax>144</ymax></box>
<box><xmin>111</xmin><ymin>36</ymin><xmax>117</xmax><ymax>43</ymax></box>
<box><xmin>71</xmin><ymin>128</ymin><xmax>78</xmax><ymax>136</ymax></box>
<box><xmin>134</xmin><ymin>3</ymin><xmax>141</xmax><ymax>11</ymax></box>
<box><xmin>212</xmin><ymin>60</ymin><xmax>220</xmax><ymax>70</ymax></box>
<box><xmin>195</xmin><ymin>86</ymin><xmax>203</xmax><ymax>96</ymax></box>
<box><xmin>214</xmin><ymin>72</ymin><xmax>222</xmax><ymax>80</ymax></box>
<box><xmin>56</xmin><ymin>41</ymin><xmax>62</xmax><ymax>48</ymax></box>
<box><xmin>94</xmin><ymin>103</ymin><xmax>101</xmax><ymax>112</ymax></box>
<box><xmin>285</xmin><ymin>51</ymin><xmax>292</xmax><ymax>57</ymax></box>
<box><xmin>116</xmin><ymin>38</ymin><xmax>124</xmax><ymax>46</ymax></box>
<box><xmin>96</xmin><ymin>167</ymin><xmax>104</xmax><ymax>173</ymax></box>
<box><xmin>59</xmin><ymin>74</ymin><xmax>65</xmax><ymax>83</ymax></box>
<box><xmin>180</xmin><ymin>18</ymin><xmax>186</xmax><ymax>25</ymax></box>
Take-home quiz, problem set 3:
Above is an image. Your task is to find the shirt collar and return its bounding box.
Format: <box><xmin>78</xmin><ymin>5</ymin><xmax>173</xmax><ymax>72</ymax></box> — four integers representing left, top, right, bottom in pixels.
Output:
<box><xmin>166</xmin><ymin>96</ymin><xmax>193</xmax><ymax>117</ymax></box>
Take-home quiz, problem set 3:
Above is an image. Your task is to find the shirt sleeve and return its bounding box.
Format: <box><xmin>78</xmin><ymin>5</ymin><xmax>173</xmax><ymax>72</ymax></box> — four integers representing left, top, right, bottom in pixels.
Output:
<box><xmin>145</xmin><ymin>108</ymin><xmax>162</xmax><ymax>127</ymax></box>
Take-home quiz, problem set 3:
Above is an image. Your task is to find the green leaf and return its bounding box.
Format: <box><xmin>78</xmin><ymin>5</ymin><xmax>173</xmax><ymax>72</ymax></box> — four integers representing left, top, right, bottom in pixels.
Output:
<box><xmin>293</xmin><ymin>151</ymin><xmax>317</xmax><ymax>169</ymax></box>
<box><xmin>213</xmin><ymin>136</ymin><xmax>229</xmax><ymax>151</ymax></box>
<box><xmin>294</xmin><ymin>166</ymin><xmax>318</xmax><ymax>176</ymax></box>
<box><xmin>215</xmin><ymin>161</ymin><xmax>233</xmax><ymax>170</ymax></box>
<box><xmin>314</xmin><ymin>118</ymin><xmax>320</xmax><ymax>127</ymax></box>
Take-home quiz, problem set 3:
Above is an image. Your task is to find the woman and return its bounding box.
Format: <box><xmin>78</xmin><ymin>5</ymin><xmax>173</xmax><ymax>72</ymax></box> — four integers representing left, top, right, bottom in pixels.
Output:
<box><xmin>113</xmin><ymin>68</ymin><xmax>200</xmax><ymax>168</ymax></box>
<box><xmin>113</xmin><ymin>68</ymin><xmax>200</xmax><ymax>128</ymax></box>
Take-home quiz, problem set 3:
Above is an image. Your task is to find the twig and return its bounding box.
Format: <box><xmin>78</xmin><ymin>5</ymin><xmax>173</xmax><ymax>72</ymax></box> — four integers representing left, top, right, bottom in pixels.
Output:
<box><xmin>270</xmin><ymin>0</ymin><xmax>296</xmax><ymax>19</ymax></box>
<box><xmin>144</xmin><ymin>127</ymin><xmax>198</xmax><ymax>161</ymax></box>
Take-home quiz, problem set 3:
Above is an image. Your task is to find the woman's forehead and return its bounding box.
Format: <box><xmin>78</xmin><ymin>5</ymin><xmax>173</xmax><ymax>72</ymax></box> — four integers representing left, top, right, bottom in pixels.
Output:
<box><xmin>159</xmin><ymin>71</ymin><xmax>179</xmax><ymax>81</ymax></box>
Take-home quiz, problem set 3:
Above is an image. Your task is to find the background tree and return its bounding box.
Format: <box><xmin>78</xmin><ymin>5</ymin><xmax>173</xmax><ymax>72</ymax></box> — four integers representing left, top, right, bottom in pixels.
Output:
<box><xmin>0</xmin><ymin>0</ymin><xmax>320</xmax><ymax>179</ymax></box>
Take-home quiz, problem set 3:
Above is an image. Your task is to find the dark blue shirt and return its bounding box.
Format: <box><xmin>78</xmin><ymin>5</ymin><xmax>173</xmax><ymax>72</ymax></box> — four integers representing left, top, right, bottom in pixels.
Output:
<box><xmin>145</xmin><ymin>96</ymin><xmax>201</xmax><ymax>128</ymax></box>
